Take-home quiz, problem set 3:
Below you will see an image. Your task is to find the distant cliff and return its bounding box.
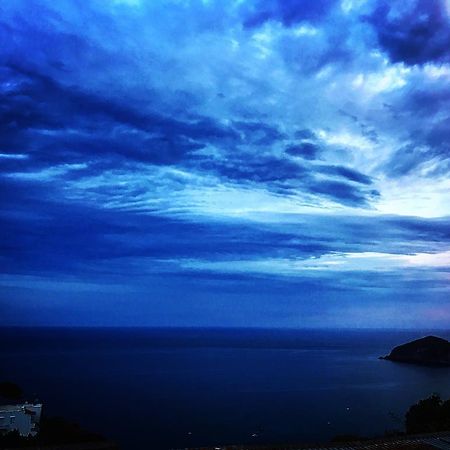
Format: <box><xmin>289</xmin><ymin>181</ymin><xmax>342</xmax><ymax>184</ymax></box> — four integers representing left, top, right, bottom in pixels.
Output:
<box><xmin>380</xmin><ymin>336</ymin><xmax>450</xmax><ymax>366</ymax></box>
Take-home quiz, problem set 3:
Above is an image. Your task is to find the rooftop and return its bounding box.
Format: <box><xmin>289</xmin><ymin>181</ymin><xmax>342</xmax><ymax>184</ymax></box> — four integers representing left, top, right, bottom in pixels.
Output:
<box><xmin>0</xmin><ymin>403</ymin><xmax>42</xmax><ymax>412</ymax></box>
<box><xmin>180</xmin><ymin>432</ymin><xmax>450</xmax><ymax>450</ymax></box>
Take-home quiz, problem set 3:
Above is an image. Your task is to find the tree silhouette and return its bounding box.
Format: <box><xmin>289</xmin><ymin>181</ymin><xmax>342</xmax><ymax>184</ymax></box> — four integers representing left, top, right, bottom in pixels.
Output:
<box><xmin>405</xmin><ymin>394</ymin><xmax>450</xmax><ymax>433</ymax></box>
<box><xmin>0</xmin><ymin>381</ymin><xmax>23</xmax><ymax>400</ymax></box>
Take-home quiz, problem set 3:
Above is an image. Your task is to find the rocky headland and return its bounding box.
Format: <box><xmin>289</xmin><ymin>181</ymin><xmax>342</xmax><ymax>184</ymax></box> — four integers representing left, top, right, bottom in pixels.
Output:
<box><xmin>380</xmin><ymin>335</ymin><xmax>450</xmax><ymax>366</ymax></box>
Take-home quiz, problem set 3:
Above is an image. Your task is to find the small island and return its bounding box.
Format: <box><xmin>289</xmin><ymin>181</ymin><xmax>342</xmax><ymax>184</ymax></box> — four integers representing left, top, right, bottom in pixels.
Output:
<box><xmin>380</xmin><ymin>335</ymin><xmax>450</xmax><ymax>367</ymax></box>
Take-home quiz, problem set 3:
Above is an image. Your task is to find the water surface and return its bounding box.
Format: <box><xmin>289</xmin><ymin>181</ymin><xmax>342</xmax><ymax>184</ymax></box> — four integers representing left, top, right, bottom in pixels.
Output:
<box><xmin>1</xmin><ymin>327</ymin><xmax>449</xmax><ymax>449</ymax></box>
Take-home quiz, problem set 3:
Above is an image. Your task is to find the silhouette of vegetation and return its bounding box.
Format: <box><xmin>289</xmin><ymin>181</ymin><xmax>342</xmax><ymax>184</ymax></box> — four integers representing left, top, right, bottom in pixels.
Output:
<box><xmin>405</xmin><ymin>394</ymin><xmax>450</xmax><ymax>434</ymax></box>
<box><xmin>0</xmin><ymin>430</ymin><xmax>26</xmax><ymax>447</ymax></box>
<box><xmin>38</xmin><ymin>416</ymin><xmax>106</xmax><ymax>444</ymax></box>
<box><xmin>330</xmin><ymin>394</ymin><xmax>450</xmax><ymax>443</ymax></box>
<box><xmin>0</xmin><ymin>381</ymin><xmax>23</xmax><ymax>400</ymax></box>
<box><xmin>0</xmin><ymin>416</ymin><xmax>108</xmax><ymax>448</ymax></box>
<box><xmin>331</xmin><ymin>434</ymin><xmax>365</xmax><ymax>442</ymax></box>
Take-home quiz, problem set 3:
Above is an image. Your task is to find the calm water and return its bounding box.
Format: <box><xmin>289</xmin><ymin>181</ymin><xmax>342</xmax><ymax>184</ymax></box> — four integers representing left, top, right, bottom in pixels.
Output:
<box><xmin>1</xmin><ymin>328</ymin><xmax>449</xmax><ymax>449</ymax></box>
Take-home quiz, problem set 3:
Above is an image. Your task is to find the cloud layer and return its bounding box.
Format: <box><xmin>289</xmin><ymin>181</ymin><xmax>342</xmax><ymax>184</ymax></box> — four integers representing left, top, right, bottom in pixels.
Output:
<box><xmin>0</xmin><ymin>0</ymin><xmax>449</xmax><ymax>327</ymax></box>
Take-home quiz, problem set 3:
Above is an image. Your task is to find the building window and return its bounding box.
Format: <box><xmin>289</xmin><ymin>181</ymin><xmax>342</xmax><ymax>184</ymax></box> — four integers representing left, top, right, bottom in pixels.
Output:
<box><xmin>10</xmin><ymin>416</ymin><xmax>16</xmax><ymax>424</ymax></box>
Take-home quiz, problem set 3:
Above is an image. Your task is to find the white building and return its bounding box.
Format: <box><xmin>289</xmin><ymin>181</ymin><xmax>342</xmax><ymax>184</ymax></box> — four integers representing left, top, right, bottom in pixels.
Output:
<box><xmin>0</xmin><ymin>403</ymin><xmax>42</xmax><ymax>436</ymax></box>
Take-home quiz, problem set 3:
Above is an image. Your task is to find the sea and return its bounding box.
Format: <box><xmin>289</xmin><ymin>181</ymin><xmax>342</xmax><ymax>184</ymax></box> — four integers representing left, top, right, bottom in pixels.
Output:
<box><xmin>1</xmin><ymin>327</ymin><xmax>449</xmax><ymax>449</ymax></box>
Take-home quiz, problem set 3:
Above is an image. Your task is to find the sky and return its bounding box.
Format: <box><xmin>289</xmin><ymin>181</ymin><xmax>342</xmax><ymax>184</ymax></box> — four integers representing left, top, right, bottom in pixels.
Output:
<box><xmin>0</xmin><ymin>0</ymin><xmax>449</xmax><ymax>328</ymax></box>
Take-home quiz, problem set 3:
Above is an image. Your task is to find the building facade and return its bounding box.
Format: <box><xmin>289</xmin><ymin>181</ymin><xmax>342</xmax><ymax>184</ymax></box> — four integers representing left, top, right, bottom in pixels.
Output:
<box><xmin>0</xmin><ymin>403</ymin><xmax>42</xmax><ymax>436</ymax></box>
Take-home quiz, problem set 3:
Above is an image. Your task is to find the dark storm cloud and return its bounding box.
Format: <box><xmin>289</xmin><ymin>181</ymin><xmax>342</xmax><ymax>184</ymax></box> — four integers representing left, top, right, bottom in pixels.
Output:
<box><xmin>0</xmin><ymin>1</ymin><xmax>388</xmax><ymax>210</ymax></box>
<box><xmin>317</xmin><ymin>165</ymin><xmax>373</xmax><ymax>185</ymax></box>
<box><xmin>0</xmin><ymin>62</ymin><xmax>239</xmax><ymax>169</ymax></box>
<box><xmin>0</xmin><ymin>177</ymin><xmax>337</xmax><ymax>281</ymax></box>
<box><xmin>367</xmin><ymin>0</ymin><xmax>450</xmax><ymax>65</ymax></box>
<box><xmin>202</xmin><ymin>154</ymin><xmax>306</xmax><ymax>184</ymax></box>
<box><xmin>386</xmin><ymin>215</ymin><xmax>450</xmax><ymax>241</ymax></box>
<box><xmin>377</xmin><ymin>73</ymin><xmax>450</xmax><ymax>177</ymax></box>
<box><xmin>0</xmin><ymin>0</ymin><xmax>449</xmax><ymax>327</ymax></box>
<box><xmin>425</xmin><ymin>119</ymin><xmax>450</xmax><ymax>152</ymax></box>
<box><xmin>400</xmin><ymin>85</ymin><xmax>450</xmax><ymax>117</ymax></box>
<box><xmin>384</xmin><ymin>144</ymin><xmax>450</xmax><ymax>178</ymax></box>
<box><xmin>306</xmin><ymin>179</ymin><xmax>379</xmax><ymax>206</ymax></box>
<box><xmin>285</xmin><ymin>142</ymin><xmax>320</xmax><ymax>160</ymax></box>
<box><xmin>295</xmin><ymin>129</ymin><xmax>317</xmax><ymax>140</ymax></box>
<box><xmin>0</xmin><ymin>59</ymin><xmax>379</xmax><ymax>207</ymax></box>
<box><xmin>243</xmin><ymin>0</ymin><xmax>338</xmax><ymax>28</ymax></box>
<box><xmin>1</xmin><ymin>176</ymin><xmax>330</xmax><ymax>276</ymax></box>
<box><xmin>0</xmin><ymin>173</ymin><xmax>448</xmax><ymax>280</ymax></box>
<box><xmin>382</xmin><ymin>145</ymin><xmax>423</xmax><ymax>177</ymax></box>
<box><xmin>382</xmin><ymin>112</ymin><xmax>450</xmax><ymax>178</ymax></box>
<box><xmin>199</xmin><ymin>151</ymin><xmax>377</xmax><ymax>206</ymax></box>
<box><xmin>0</xmin><ymin>58</ymin><xmax>381</xmax><ymax>208</ymax></box>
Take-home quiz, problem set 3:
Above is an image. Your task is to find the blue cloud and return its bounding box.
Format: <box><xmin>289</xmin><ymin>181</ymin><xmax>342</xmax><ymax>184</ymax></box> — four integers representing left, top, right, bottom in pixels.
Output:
<box><xmin>0</xmin><ymin>0</ymin><xmax>449</xmax><ymax>327</ymax></box>
<box><xmin>242</xmin><ymin>0</ymin><xmax>338</xmax><ymax>28</ymax></box>
<box><xmin>285</xmin><ymin>142</ymin><xmax>320</xmax><ymax>160</ymax></box>
<box><xmin>367</xmin><ymin>0</ymin><xmax>450</xmax><ymax>66</ymax></box>
<box><xmin>318</xmin><ymin>165</ymin><xmax>373</xmax><ymax>185</ymax></box>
